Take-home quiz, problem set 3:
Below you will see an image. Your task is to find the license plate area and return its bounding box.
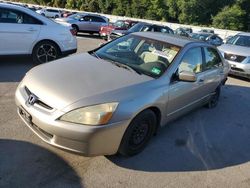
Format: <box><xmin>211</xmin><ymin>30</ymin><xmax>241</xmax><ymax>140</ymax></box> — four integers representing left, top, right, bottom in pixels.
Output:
<box><xmin>19</xmin><ymin>106</ymin><xmax>32</xmax><ymax>125</ymax></box>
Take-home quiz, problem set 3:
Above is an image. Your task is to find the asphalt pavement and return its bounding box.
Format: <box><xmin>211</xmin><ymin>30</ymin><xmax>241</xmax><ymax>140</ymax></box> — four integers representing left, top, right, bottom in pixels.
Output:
<box><xmin>0</xmin><ymin>35</ymin><xmax>250</xmax><ymax>188</ymax></box>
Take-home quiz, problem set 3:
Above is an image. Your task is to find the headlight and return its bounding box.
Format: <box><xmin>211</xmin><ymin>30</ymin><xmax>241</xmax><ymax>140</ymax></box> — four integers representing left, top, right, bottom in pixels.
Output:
<box><xmin>59</xmin><ymin>103</ymin><xmax>118</xmax><ymax>126</ymax></box>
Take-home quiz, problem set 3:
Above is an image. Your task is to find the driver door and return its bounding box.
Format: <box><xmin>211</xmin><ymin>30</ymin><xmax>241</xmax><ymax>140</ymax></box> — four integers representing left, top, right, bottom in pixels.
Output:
<box><xmin>167</xmin><ymin>47</ymin><xmax>207</xmax><ymax>121</ymax></box>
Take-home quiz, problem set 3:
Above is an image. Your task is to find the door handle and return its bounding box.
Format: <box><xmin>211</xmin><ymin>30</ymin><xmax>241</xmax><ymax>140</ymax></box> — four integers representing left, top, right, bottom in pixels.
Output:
<box><xmin>198</xmin><ymin>79</ymin><xmax>204</xmax><ymax>83</ymax></box>
<box><xmin>27</xmin><ymin>28</ymin><xmax>37</xmax><ymax>32</ymax></box>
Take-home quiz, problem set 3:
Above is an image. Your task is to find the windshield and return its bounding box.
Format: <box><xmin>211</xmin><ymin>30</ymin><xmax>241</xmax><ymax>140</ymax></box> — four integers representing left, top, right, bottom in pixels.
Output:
<box><xmin>94</xmin><ymin>34</ymin><xmax>181</xmax><ymax>78</ymax></box>
<box><xmin>226</xmin><ymin>35</ymin><xmax>250</xmax><ymax>47</ymax></box>
<box><xmin>128</xmin><ymin>23</ymin><xmax>150</xmax><ymax>33</ymax></box>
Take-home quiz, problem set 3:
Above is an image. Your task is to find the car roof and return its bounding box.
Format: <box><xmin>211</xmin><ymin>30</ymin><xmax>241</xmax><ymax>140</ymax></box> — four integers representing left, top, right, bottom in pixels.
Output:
<box><xmin>238</xmin><ymin>32</ymin><xmax>250</xmax><ymax>37</ymax></box>
<box><xmin>133</xmin><ymin>32</ymin><xmax>201</xmax><ymax>47</ymax></box>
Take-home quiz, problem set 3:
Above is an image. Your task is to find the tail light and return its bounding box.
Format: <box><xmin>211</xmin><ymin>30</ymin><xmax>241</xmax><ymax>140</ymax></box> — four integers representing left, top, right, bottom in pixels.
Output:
<box><xmin>70</xmin><ymin>28</ymin><xmax>77</xmax><ymax>36</ymax></box>
<box><xmin>100</xmin><ymin>27</ymin><xmax>104</xmax><ymax>31</ymax></box>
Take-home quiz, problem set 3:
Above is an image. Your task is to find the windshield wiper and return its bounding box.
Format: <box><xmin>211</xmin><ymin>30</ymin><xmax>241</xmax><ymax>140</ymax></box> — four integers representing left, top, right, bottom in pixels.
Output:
<box><xmin>121</xmin><ymin>63</ymin><xmax>142</xmax><ymax>75</ymax></box>
<box><xmin>89</xmin><ymin>51</ymin><xmax>101</xmax><ymax>59</ymax></box>
<box><xmin>105</xmin><ymin>58</ymin><xmax>142</xmax><ymax>75</ymax></box>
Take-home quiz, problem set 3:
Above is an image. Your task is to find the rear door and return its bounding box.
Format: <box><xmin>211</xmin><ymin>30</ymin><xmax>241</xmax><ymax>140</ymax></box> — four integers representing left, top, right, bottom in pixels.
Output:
<box><xmin>167</xmin><ymin>47</ymin><xmax>208</xmax><ymax>120</ymax></box>
<box><xmin>90</xmin><ymin>16</ymin><xmax>107</xmax><ymax>32</ymax></box>
<box><xmin>202</xmin><ymin>47</ymin><xmax>224</xmax><ymax>92</ymax></box>
<box><xmin>0</xmin><ymin>7</ymin><xmax>41</xmax><ymax>55</ymax></box>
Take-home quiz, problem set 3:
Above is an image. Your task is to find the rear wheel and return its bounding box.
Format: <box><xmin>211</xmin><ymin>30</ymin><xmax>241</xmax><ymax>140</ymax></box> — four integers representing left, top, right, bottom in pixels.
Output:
<box><xmin>32</xmin><ymin>41</ymin><xmax>60</xmax><ymax>64</ymax></box>
<box><xmin>118</xmin><ymin>109</ymin><xmax>157</xmax><ymax>156</ymax></box>
<box><xmin>206</xmin><ymin>86</ymin><xmax>221</xmax><ymax>108</ymax></box>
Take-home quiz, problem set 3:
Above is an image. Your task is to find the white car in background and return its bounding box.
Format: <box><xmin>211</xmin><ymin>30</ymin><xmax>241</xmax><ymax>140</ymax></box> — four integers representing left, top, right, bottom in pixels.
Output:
<box><xmin>36</xmin><ymin>8</ymin><xmax>61</xmax><ymax>18</ymax></box>
<box><xmin>0</xmin><ymin>3</ymin><xmax>77</xmax><ymax>64</ymax></box>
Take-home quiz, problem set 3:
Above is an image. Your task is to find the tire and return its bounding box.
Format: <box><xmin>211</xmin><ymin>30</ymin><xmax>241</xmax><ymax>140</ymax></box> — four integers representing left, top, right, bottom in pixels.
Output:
<box><xmin>206</xmin><ymin>86</ymin><xmax>221</xmax><ymax>108</ymax></box>
<box><xmin>55</xmin><ymin>15</ymin><xmax>59</xmax><ymax>18</ymax></box>
<box><xmin>72</xmin><ymin>25</ymin><xmax>79</xmax><ymax>35</ymax></box>
<box><xmin>32</xmin><ymin>41</ymin><xmax>60</xmax><ymax>64</ymax></box>
<box><xmin>41</xmin><ymin>13</ymin><xmax>45</xmax><ymax>16</ymax></box>
<box><xmin>118</xmin><ymin>109</ymin><xmax>157</xmax><ymax>156</ymax></box>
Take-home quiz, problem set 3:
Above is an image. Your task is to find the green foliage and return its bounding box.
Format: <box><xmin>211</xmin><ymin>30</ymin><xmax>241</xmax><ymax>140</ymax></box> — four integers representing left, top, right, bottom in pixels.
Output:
<box><xmin>212</xmin><ymin>4</ymin><xmax>246</xmax><ymax>30</ymax></box>
<box><xmin>12</xmin><ymin>0</ymin><xmax>250</xmax><ymax>31</ymax></box>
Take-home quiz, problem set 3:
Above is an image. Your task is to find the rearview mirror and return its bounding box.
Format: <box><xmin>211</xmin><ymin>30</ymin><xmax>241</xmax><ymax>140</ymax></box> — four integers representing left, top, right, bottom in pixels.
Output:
<box><xmin>179</xmin><ymin>71</ymin><xmax>197</xmax><ymax>82</ymax></box>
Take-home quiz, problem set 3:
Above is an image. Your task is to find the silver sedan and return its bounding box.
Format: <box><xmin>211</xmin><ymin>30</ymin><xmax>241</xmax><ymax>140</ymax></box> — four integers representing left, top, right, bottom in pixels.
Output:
<box><xmin>15</xmin><ymin>32</ymin><xmax>229</xmax><ymax>156</ymax></box>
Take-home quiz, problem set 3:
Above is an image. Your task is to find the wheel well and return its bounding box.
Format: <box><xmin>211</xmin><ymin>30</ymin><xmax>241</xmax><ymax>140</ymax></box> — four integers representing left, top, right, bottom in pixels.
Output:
<box><xmin>147</xmin><ymin>107</ymin><xmax>161</xmax><ymax>133</ymax></box>
<box><xmin>33</xmin><ymin>39</ymin><xmax>62</xmax><ymax>55</ymax></box>
<box><xmin>72</xmin><ymin>24</ymin><xmax>79</xmax><ymax>30</ymax></box>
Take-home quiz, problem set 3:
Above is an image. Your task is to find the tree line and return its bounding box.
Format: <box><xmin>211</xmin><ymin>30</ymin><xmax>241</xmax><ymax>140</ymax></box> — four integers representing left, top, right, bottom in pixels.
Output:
<box><xmin>13</xmin><ymin>0</ymin><xmax>250</xmax><ymax>31</ymax></box>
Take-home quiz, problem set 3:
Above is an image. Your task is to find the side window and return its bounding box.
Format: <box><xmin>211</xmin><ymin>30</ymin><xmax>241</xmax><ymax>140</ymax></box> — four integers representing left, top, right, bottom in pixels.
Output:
<box><xmin>178</xmin><ymin>47</ymin><xmax>203</xmax><ymax>74</ymax></box>
<box><xmin>0</xmin><ymin>8</ymin><xmax>19</xmax><ymax>23</ymax></box>
<box><xmin>23</xmin><ymin>13</ymin><xmax>43</xmax><ymax>25</ymax></box>
<box><xmin>92</xmin><ymin>16</ymin><xmax>105</xmax><ymax>23</ymax></box>
<box><xmin>204</xmin><ymin>47</ymin><xmax>222</xmax><ymax>70</ymax></box>
<box><xmin>0</xmin><ymin>8</ymin><xmax>42</xmax><ymax>25</ymax></box>
<box><xmin>83</xmin><ymin>16</ymin><xmax>91</xmax><ymax>21</ymax></box>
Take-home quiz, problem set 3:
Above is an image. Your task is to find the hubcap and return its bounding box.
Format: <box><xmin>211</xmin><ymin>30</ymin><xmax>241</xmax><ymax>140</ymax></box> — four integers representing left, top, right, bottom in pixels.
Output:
<box><xmin>129</xmin><ymin>122</ymin><xmax>149</xmax><ymax>146</ymax></box>
<box><xmin>37</xmin><ymin>44</ymin><xmax>57</xmax><ymax>63</ymax></box>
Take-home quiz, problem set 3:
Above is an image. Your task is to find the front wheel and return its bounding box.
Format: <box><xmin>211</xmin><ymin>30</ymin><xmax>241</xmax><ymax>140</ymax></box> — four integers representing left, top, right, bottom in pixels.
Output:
<box><xmin>118</xmin><ymin>109</ymin><xmax>157</xmax><ymax>156</ymax></box>
<box><xmin>206</xmin><ymin>86</ymin><xmax>221</xmax><ymax>108</ymax></box>
<box><xmin>32</xmin><ymin>41</ymin><xmax>60</xmax><ymax>64</ymax></box>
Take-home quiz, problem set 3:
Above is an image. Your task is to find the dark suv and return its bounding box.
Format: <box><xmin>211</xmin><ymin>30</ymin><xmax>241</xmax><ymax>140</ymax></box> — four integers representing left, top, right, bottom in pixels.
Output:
<box><xmin>109</xmin><ymin>22</ymin><xmax>174</xmax><ymax>41</ymax></box>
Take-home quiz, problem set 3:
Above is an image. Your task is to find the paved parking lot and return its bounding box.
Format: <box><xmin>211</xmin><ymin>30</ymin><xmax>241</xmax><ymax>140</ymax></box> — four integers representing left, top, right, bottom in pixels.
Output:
<box><xmin>0</xmin><ymin>35</ymin><xmax>250</xmax><ymax>188</ymax></box>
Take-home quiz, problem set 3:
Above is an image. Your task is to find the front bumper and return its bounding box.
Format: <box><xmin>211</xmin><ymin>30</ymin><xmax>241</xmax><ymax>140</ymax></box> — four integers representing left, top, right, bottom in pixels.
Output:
<box><xmin>227</xmin><ymin>60</ymin><xmax>250</xmax><ymax>79</ymax></box>
<box><xmin>61</xmin><ymin>48</ymin><xmax>77</xmax><ymax>57</ymax></box>
<box><xmin>15</xmin><ymin>87</ymin><xmax>130</xmax><ymax>156</ymax></box>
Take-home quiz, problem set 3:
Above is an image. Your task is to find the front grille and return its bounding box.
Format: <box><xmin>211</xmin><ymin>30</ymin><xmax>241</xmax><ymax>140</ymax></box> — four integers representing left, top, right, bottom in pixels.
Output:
<box><xmin>24</xmin><ymin>86</ymin><xmax>53</xmax><ymax>110</ymax></box>
<box><xmin>231</xmin><ymin>67</ymin><xmax>245</xmax><ymax>72</ymax></box>
<box><xmin>224</xmin><ymin>53</ymin><xmax>246</xmax><ymax>63</ymax></box>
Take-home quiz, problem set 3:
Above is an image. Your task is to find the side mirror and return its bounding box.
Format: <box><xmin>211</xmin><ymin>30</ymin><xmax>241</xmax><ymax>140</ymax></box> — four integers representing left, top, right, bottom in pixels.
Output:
<box><xmin>179</xmin><ymin>71</ymin><xmax>197</xmax><ymax>82</ymax></box>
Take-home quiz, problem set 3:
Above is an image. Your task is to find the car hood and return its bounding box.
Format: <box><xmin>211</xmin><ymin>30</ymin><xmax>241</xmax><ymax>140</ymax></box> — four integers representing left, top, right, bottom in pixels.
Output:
<box><xmin>23</xmin><ymin>53</ymin><xmax>152</xmax><ymax>110</ymax></box>
<box><xmin>218</xmin><ymin>44</ymin><xmax>250</xmax><ymax>57</ymax></box>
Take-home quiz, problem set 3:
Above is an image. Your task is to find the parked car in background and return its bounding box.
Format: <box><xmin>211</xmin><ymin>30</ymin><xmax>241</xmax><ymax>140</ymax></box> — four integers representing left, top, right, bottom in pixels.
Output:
<box><xmin>218</xmin><ymin>33</ymin><xmax>250</xmax><ymax>79</ymax></box>
<box><xmin>191</xmin><ymin>32</ymin><xmax>223</xmax><ymax>46</ymax></box>
<box><xmin>16</xmin><ymin>32</ymin><xmax>229</xmax><ymax>157</ymax></box>
<box><xmin>174</xmin><ymin>27</ymin><xmax>192</xmax><ymax>37</ymax></box>
<box><xmin>99</xmin><ymin>20</ymin><xmax>138</xmax><ymax>39</ymax></box>
<box><xmin>36</xmin><ymin>8</ymin><xmax>61</xmax><ymax>18</ymax></box>
<box><xmin>55</xmin><ymin>13</ymin><xmax>109</xmax><ymax>35</ymax></box>
<box><xmin>0</xmin><ymin>3</ymin><xmax>77</xmax><ymax>63</ymax></box>
<box><xmin>200</xmin><ymin>29</ymin><xmax>214</xmax><ymax>34</ymax></box>
<box><xmin>109</xmin><ymin>22</ymin><xmax>174</xmax><ymax>40</ymax></box>
<box><xmin>61</xmin><ymin>11</ymin><xmax>77</xmax><ymax>18</ymax></box>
